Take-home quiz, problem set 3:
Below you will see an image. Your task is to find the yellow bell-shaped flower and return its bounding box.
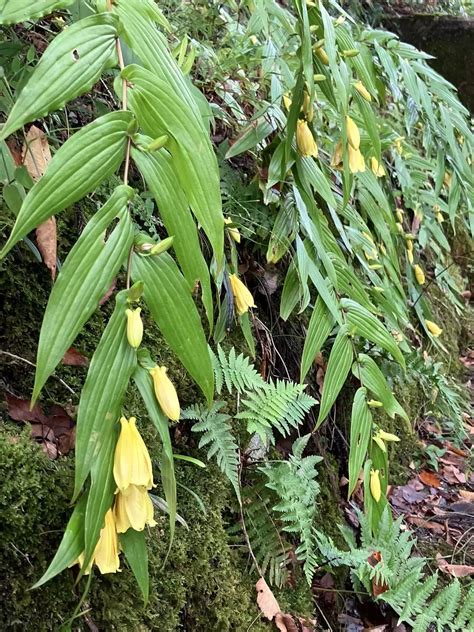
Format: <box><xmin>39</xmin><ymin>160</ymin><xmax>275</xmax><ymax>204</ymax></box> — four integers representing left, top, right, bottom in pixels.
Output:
<box><xmin>229</xmin><ymin>274</ymin><xmax>256</xmax><ymax>316</ymax></box>
<box><xmin>125</xmin><ymin>307</ymin><xmax>143</xmax><ymax>349</ymax></box>
<box><xmin>414</xmin><ymin>264</ymin><xmax>425</xmax><ymax>285</ymax></box>
<box><xmin>114</xmin><ymin>416</ymin><xmax>154</xmax><ymax>491</ymax></box>
<box><xmin>373</xmin><ymin>428</ymin><xmax>400</xmax><ymax>452</ymax></box>
<box><xmin>296</xmin><ymin>120</ymin><xmax>318</xmax><ymax>158</ymax></box>
<box><xmin>348</xmin><ymin>145</ymin><xmax>365</xmax><ymax>173</ymax></box>
<box><xmin>425</xmin><ymin>320</ymin><xmax>442</xmax><ymax>337</ymax></box>
<box><xmin>406</xmin><ymin>248</ymin><xmax>414</xmax><ymax>265</ymax></box>
<box><xmin>114</xmin><ymin>485</ymin><xmax>157</xmax><ymax>533</ymax></box>
<box><xmin>149</xmin><ymin>365</ymin><xmax>180</xmax><ymax>421</ymax></box>
<box><xmin>224</xmin><ymin>217</ymin><xmax>241</xmax><ymax>243</ymax></box>
<box><xmin>354</xmin><ymin>81</ymin><xmax>371</xmax><ymax>102</ymax></box>
<box><xmin>346</xmin><ymin>115</ymin><xmax>360</xmax><ymax>150</ymax></box>
<box><xmin>369</xmin><ymin>469</ymin><xmax>382</xmax><ymax>502</ymax></box>
<box><xmin>94</xmin><ymin>509</ymin><xmax>120</xmax><ymax>574</ymax></box>
<box><xmin>370</xmin><ymin>157</ymin><xmax>386</xmax><ymax>177</ymax></box>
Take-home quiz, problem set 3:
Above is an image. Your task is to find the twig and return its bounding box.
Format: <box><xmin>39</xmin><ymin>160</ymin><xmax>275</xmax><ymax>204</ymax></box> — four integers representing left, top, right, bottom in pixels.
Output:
<box><xmin>238</xmin><ymin>456</ymin><xmax>263</xmax><ymax>576</ymax></box>
<box><xmin>0</xmin><ymin>350</ymin><xmax>75</xmax><ymax>395</ymax></box>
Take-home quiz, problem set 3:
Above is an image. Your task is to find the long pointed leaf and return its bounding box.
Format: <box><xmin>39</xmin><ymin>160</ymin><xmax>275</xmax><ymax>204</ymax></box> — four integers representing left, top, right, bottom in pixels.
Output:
<box><xmin>348</xmin><ymin>387</ymin><xmax>372</xmax><ymax>497</ymax></box>
<box><xmin>300</xmin><ymin>296</ymin><xmax>334</xmax><ymax>383</ymax></box>
<box><xmin>123</xmin><ymin>64</ymin><xmax>223</xmax><ymax>265</ymax></box>
<box><xmin>132</xmin><ymin>253</ymin><xmax>214</xmax><ymax>402</ymax></box>
<box><xmin>32</xmin><ymin>186</ymin><xmax>134</xmax><ymax>403</ymax></box>
<box><xmin>74</xmin><ymin>290</ymin><xmax>136</xmax><ymax>500</ymax></box>
<box><xmin>0</xmin><ymin>0</ymin><xmax>74</xmax><ymax>24</ymax></box>
<box><xmin>0</xmin><ymin>111</ymin><xmax>132</xmax><ymax>258</ymax></box>
<box><xmin>131</xmin><ymin>146</ymin><xmax>213</xmax><ymax>327</ymax></box>
<box><xmin>0</xmin><ymin>14</ymin><xmax>118</xmax><ymax>139</ymax></box>
<box><xmin>120</xmin><ymin>529</ymin><xmax>149</xmax><ymax>604</ymax></box>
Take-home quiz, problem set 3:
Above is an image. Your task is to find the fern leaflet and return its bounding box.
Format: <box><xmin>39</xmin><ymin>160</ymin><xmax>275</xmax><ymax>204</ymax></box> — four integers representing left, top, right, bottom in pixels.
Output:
<box><xmin>210</xmin><ymin>345</ymin><xmax>265</xmax><ymax>394</ymax></box>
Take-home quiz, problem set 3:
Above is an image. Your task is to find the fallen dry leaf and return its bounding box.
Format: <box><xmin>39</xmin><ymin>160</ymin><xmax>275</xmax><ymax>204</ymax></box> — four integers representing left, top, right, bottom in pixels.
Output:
<box><xmin>419</xmin><ymin>470</ymin><xmax>441</xmax><ymax>488</ymax></box>
<box><xmin>436</xmin><ymin>553</ymin><xmax>474</xmax><ymax>578</ymax></box>
<box><xmin>406</xmin><ymin>515</ymin><xmax>445</xmax><ymax>534</ymax></box>
<box><xmin>256</xmin><ymin>577</ymin><xmax>280</xmax><ymax>621</ymax></box>
<box><xmin>459</xmin><ymin>490</ymin><xmax>474</xmax><ymax>502</ymax></box>
<box><xmin>62</xmin><ymin>347</ymin><xmax>89</xmax><ymax>367</ymax></box>
<box><xmin>6</xmin><ymin>392</ymin><xmax>46</xmax><ymax>423</ymax></box>
<box><xmin>22</xmin><ymin>125</ymin><xmax>56</xmax><ymax>278</ymax></box>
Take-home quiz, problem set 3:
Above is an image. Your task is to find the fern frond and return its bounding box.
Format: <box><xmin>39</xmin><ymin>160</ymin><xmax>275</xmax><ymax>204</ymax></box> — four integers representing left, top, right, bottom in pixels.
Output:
<box><xmin>182</xmin><ymin>402</ymin><xmax>241</xmax><ymax>502</ymax></box>
<box><xmin>454</xmin><ymin>583</ymin><xmax>474</xmax><ymax>630</ymax></box>
<box><xmin>236</xmin><ymin>380</ymin><xmax>317</xmax><ymax>442</ymax></box>
<box><xmin>261</xmin><ymin>434</ymin><xmax>322</xmax><ymax>583</ymax></box>
<box><xmin>211</xmin><ymin>345</ymin><xmax>265</xmax><ymax>394</ymax></box>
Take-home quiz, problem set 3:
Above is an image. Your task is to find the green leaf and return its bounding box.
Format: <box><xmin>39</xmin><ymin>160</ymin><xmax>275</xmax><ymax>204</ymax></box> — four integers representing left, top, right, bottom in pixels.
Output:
<box><xmin>280</xmin><ymin>258</ymin><xmax>306</xmax><ymax>321</ymax></box>
<box><xmin>315</xmin><ymin>326</ymin><xmax>353</xmax><ymax>428</ymax></box>
<box><xmin>134</xmin><ymin>362</ymin><xmax>176</xmax><ymax>547</ymax></box>
<box><xmin>120</xmin><ymin>529</ymin><xmax>149</xmax><ymax>605</ymax></box>
<box><xmin>32</xmin><ymin>492</ymin><xmax>87</xmax><ymax>588</ymax></box>
<box><xmin>225</xmin><ymin>117</ymin><xmax>274</xmax><ymax>159</ymax></box>
<box><xmin>353</xmin><ymin>91</ymin><xmax>380</xmax><ymax>161</ymax></box>
<box><xmin>341</xmin><ymin>299</ymin><xmax>406</xmax><ymax>369</ymax></box>
<box><xmin>0</xmin><ymin>0</ymin><xmax>74</xmax><ymax>24</ymax></box>
<box><xmin>131</xmin><ymin>145</ymin><xmax>213</xmax><ymax>327</ymax></box>
<box><xmin>32</xmin><ymin>186</ymin><xmax>134</xmax><ymax>403</ymax></box>
<box><xmin>300</xmin><ymin>296</ymin><xmax>334</xmax><ymax>383</ymax></box>
<box><xmin>0</xmin><ymin>14</ymin><xmax>118</xmax><ymax>139</ymax></box>
<box><xmin>348</xmin><ymin>387</ymin><xmax>372</xmax><ymax>497</ymax></box>
<box><xmin>82</xmin><ymin>423</ymin><xmax>117</xmax><ymax>574</ymax></box>
<box><xmin>357</xmin><ymin>354</ymin><xmax>409</xmax><ymax>422</ymax></box>
<box><xmin>0</xmin><ymin>111</ymin><xmax>132</xmax><ymax>259</ymax></box>
<box><xmin>132</xmin><ymin>253</ymin><xmax>214</xmax><ymax>402</ymax></box>
<box><xmin>123</xmin><ymin>64</ymin><xmax>223</xmax><ymax>265</ymax></box>
<box><xmin>74</xmin><ymin>291</ymin><xmax>137</xmax><ymax>500</ymax></box>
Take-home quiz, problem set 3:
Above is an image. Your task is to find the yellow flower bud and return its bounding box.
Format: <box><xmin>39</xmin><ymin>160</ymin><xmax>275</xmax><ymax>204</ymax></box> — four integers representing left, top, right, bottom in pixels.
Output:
<box><xmin>370</xmin><ymin>157</ymin><xmax>386</xmax><ymax>177</ymax></box>
<box><xmin>315</xmin><ymin>47</ymin><xmax>329</xmax><ymax>65</ymax></box>
<box><xmin>114</xmin><ymin>485</ymin><xmax>157</xmax><ymax>533</ymax></box>
<box><xmin>407</xmin><ymin>248</ymin><xmax>414</xmax><ymax>265</ymax></box>
<box><xmin>395</xmin><ymin>222</ymin><xmax>404</xmax><ymax>234</ymax></box>
<box><xmin>368</xmin><ymin>399</ymin><xmax>383</xmax><ymax>408</ymax></box>
<box><xmin>396</xmin><ymin>210</ymin><xmax>404</xmax><ymax>224</ymax></box>
<box><xmin>348</xmin><ymin>145</ymin><xmax>365</xmax><ymax>173</ymax></box>
<box><xmin>373</xmin><ymin>433</ymin><xmax>387</xmax><ymax>453</ymax></box>
<box><xmin>150</xmin><ymin>236</ymin><xmax>174</xmax><ymax>255</ymax></box>
<box><xmin>436</xmin><ymin>211</ymin><xmax>444</xmax><ymax>224</ymax></box>
<box><xmin>150</xmin><ymin>366</ymin><xmax>180</xmax><ymax>421</ymax></box>
<box><xmin>302</xmin><ymin>92</ymin><xmax>314</xmax><ymax>122</ymax></box>
<box><xmin>313</xmin><ymin>73</ymin><xmax>326</xmax><ymax>82</ymax></box>
<box><xmin>229</xmin><ymin>273</ymin><xmax>256</xmax><ymax>315</ymax></box>
<box><xmin>443</xmin><ymin>171</ymin><xmax>452</xmax><ymax>188</ymax></box>
<box><xmin>368</xmin><ymin>264</ymin><xmax>382</xmax><ymax>270</ymax></box>
<box><xmin>224</xmin><ymin>217</ymin><xmax>241</xmax><ymax>243</ymax></box>
<box><xmin>406</xmin><ymin>238</ymin><xmax>413</xmax><ymax>251</ymax></box>
<box><xmin>354</xmin><ymin>81</ymin><xmax>371</xmax><ymax>102</ymax></box>
<box><xmin>378</xmin><ymin>429</ymin><xmax>400</xmax><ymax>443</ymax></box>
<box><xmin>296</xmin><ymin>120</ymin><xmax>318</xmax><ymax>158</ymax></box>
<box><xmin>125</xmin><ymin>307</ymin><xmax>143</xmax><ymax>349</ymax></box>
<box><xmin>346</xmin><ymin>115</ymin><xmax>360</xmax><ymax>150</ymax></box>
<box><xmin>330</xmin><ymin>140</ymin><xmax>343</xmax><ymax>169</ymax></box>
<box><xmin>94</xmin><ymin>509</ymin><xmax>120</xmax><ymax>574</ymax></box>
<box><xmin>370</xmin><ymin>469</ymin><xmax>382</xmax><ymax>502</ymax></box>
<box><xmin>342</xmin><ymin>49</ymin><xmax>360</xmax><ymax>58</ymax></box>
<box><xmin>335</xmin><ymin>15</ymin><xmax>346</xmax><ymax>26</ymax></box>
<box><xmin>283</xmin><ymin>93</ymin><xmax>292</xmax><ymax>111</ymax></box>
<box><xmin>425</xmin><ymin>320</ymin><xmax>442</xmax><ymax>337</ymax></box>
<box><xmin>414</xmin><ymin>264</ymin><xmax>425</xmax><ymax>285</ymax></box>
<box><xmin>394</xmin><ymin>137</ymin><xmax>404</xmax><ymax>155</ymax></box>
<box><xmin>114</xmin><ymin>416</ymin><xmax>154</xmax><ymax>491</ymax></box>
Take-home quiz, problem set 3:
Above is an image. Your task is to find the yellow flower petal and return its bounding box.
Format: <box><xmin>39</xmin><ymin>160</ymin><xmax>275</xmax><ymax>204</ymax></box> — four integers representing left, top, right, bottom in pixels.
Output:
<box><xmin>125</xmin><ymin>307</ymin><xmax>143</xmax><ymax>349</ymax></box>
<box><xmin>224</xmin><ymin>217</ymin><xmax>241</xmax><ymax>243</ymax></box>
<box><xmin>348</xmin><ymin>145</ymin><xmax>365</xmax><ymax>173</ymax></box>
<box><xmin>414</xmin><ymin>264</ymin><xmax>425</xmax><ymax>285</ymax></box>
<box><xmin>94</xmin><ymin>509</ymin><xmax>120</xmax><ymax>574</ymax></box>
<box><xmin>229</xmin><ymin>274</ymin><xmax>256</xmax><ymax>315</ymax></box>
<box><xmin>370</xmin><ymin>469</ymin><xmax>382</xmax><ymax>502</ymax></box>
<box><xmin>346</xmin><ymin>115</ymin><xmax>360</xmax><ymax>150</ymax></box>
<box><xmin>113</xmin><ymin>416</ymin><xmax>154</xmax><ymax>491</ymax></box>
<box><xmin>115</xmin><ymin>485</ymin><xmax>157</xmax><ymax>533</ymax></box>
<box><xmin>370</xmin><ymin>157</ymin><xmax>386</xmax><ymax>177</ymax></box>
<box><xmin>425</xmin><ymin>319</ymin><xmax>442</xmax><ymax>337</ymax></box>
<box><xmin>296</xmin><ymin>120</ymin><xmax>318</xmax><ymax>158</ymax></box>
<box><xmin>150</xmin><ymin>366</ymin><xmax>180</xmax><ymax>421</ymax></box>
<box><xmin>354</xmin><ymin>81</ymin><xmax>371</xmax><ymax>102</ymax></box>
<box><xmin>330</xmin><ymin>140</ymin><xmax>343</xmax><ymax>169</ymax></box>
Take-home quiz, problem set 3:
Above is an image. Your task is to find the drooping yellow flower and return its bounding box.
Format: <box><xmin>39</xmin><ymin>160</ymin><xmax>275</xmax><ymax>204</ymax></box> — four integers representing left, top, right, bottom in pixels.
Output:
<box><xmin>406</xmin><ymin>248</ymin><xmax>414</xmax><ymax>265</ymax></box>
<box><xmin>330</xmin><ymin>140</ymin><xmax>343</xmax><ymax>170</ymax></box>
<box><xmin>370</xmin><ymin>157</ymin><xmax>386</xmax><ymax>177</ymax></box>
<box><xmin>149</xmin><ymin>365</ymin><xmax>180</xmax><ymax>420</ymax></box>
<box><xmin>296</xmin><ymin>120</ymin><xmax>318</xmax><ymax>158</ymax></box>
<box><xmin>414</xmin><ymin>264</ymin><xmax>425</xmax><ymax>285</ymax></box>
<box><xmin>113</xmin><ymin>416</ymin><xmax>154</xmax><ymax>492</ymax></box>
<box><xmin>425</xmin><ymin>320</ymin><xmax>442</xmax><ymax>337</ymax></box>
<box><xmin>396</xmin><ymin>209</ymin><xmax>404</xmax><ymax>224</ymax></box>
<box><xmin>354</xmin><ymin>81</ymin><xmax>371</xmax><ymax>102</ymax></box>
<box><xmin>369</xmin><ymin>469</ymin><xmax>381</xmax><ymax>502</ymax></box>
<box><xmin>125</xmin><ymin>307</ymin><xmax>143</xmax><ymax>349</ymax></box>
<box><xmin>94</xmin><ymin>509</ymin><xmax>120</xmax><ymax>574</ymax></box>
<box><xmin>224</xmin><ymin>217</ymin><xmax>241</xmax><ymax>243</ymax></box>
<box><xmin>346</xmin><ymin>115</ymin><xmax>360</xmax><ymax>150</ymax></box>
<box><xmin>443</xmin><ymin>171</ymin><xmax>452</xmax><ymax>188</ymax></box>
<box><xmin>373</xmin><ymin>429</ymin><xmax>400</xmax><ymax>452</ymax></box>
<box><xmin>114</xmin><ymin>485</ymin><xmax>157</xmax><ymax>533</ymax></box>
<box><xmin>315</xmin><ymin>47</ymin><xmax>329</xmax><ymax>65</ymax></box>
<box><xmin>394</xmin><ymin>137</ymin><xmax>404</xmax><ymax>155</ymax></box>
<box><xmin>348</xmin><ymin>145</ymin><xmax>365</xmax><ymax>173</ymax></box>
<box><xmin>229</xmin><ymin>273</ymin><xmax>256</xmax><ymax>315</ymax></box>
<box><xmin>283</xmin><ymin>93</ymin><xmax>292</xmax><ymax>111</ymax></box>
<box><xmin>436</xmin><ymin>211</ymin><xmax>444</xmax><ymax>224</ymax></box>
<box><xmin>69</xmin><ymin>552</ymin><xmax>93</xmax><ymax>576</ymax></box>
<box><xmin>406</xmin><ymin>238</ymin><xmax>413</xmax><ymax>252</ymax></box>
